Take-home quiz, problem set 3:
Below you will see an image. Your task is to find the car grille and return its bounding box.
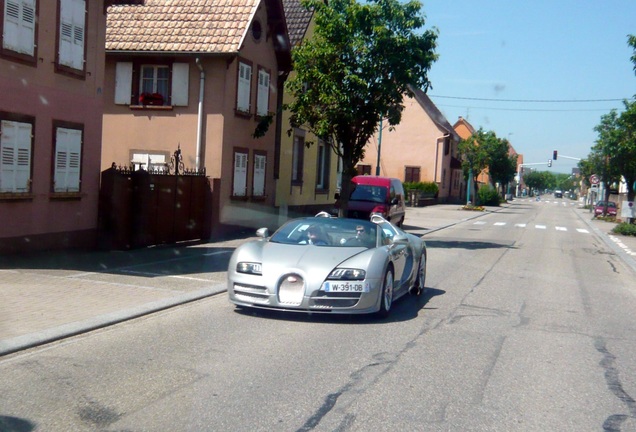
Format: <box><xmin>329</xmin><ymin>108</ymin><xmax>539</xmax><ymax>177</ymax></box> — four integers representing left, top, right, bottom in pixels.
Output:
<box><xmin>233</xmin><ymin>283</ymin><xmax>268</xmax><ymax>303</ymax></box>
<box><xmin>278</xmin><ymin>274</ymin><xmax>305</xmax><ymax>306</ymax></box>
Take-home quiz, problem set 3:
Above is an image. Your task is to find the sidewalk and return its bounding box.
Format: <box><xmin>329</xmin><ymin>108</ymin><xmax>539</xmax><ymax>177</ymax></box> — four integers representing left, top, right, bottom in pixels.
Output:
<box><xmin>1</xmin><ymin>202</ymin><xmax>634</xmax><ymax>356</ymax></box>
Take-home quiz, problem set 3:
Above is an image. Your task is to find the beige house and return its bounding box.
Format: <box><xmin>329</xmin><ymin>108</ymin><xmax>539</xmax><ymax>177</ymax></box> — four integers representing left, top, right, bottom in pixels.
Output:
<box><xmin>276</xmin><ymin>0</ymin><xmax>341</xmax><ymax>219</ymax></box>
<box><xmin>102</xmin><ymin>0</ymin><xmax>291</xmax><ymax>235</ymax></box>
<box><xmin>357</xmin><ymin>86</ymin><xmax>464</xmax><ymax>203</ymax></box>
<box><xmin>0</xmin><ymin>0</ymin><xmax>136</xmax><ymax>253</ymax></box>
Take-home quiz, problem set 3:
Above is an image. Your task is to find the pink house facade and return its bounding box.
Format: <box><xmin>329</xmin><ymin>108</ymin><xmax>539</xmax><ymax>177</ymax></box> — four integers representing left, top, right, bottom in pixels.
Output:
<box><xmin>0</xmin><ymin>0</ymin><xmax>128</xmax><ymax>253</ymax></box>
<box><xmin>357</xmin><ymin>86</ymin><xmax>464</xmax><ymax>203</ymax></box>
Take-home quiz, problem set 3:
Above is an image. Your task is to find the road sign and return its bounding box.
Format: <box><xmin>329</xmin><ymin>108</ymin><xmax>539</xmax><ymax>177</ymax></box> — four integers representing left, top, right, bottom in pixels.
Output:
<box><xmin>590</xmin><ymin>174</ymin><xmax>600</xmax><ymax>185</ymax></box>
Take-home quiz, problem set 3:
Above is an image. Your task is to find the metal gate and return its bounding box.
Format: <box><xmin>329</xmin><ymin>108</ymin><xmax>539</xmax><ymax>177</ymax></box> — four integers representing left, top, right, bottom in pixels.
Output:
<box><xmin>98</xmin><ymin>166</ymin><xmax>212</xmax><ymax>250</ymax></box>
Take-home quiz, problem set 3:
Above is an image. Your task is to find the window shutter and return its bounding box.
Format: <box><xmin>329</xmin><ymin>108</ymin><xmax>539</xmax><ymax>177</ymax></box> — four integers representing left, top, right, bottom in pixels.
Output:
<box><xmin>171</xmin><ymin>63</ymin><xmax>189</xmax><ymax>106</ymax></box>
<box><xmin>257</xmin><ymin>70</ymin><xmax>270</xmax><ymax>116</ymax></box>
<box><xmin>237</xmin><ymin>63</ymin><xmax>251</xmax><ymax>112</ymax></box>
<box><xmin>233</xmin><ymin>152</ymin><xmax>247</xmax><ymax>196</ymax></box>
<box><xmin>0</xmin><ymin>120</ymin><xmax>32</xmax><ymax>192</ymax></box>
<box><xmin>253</xmin><ymin>154</ymin><xmax>266</xmax><ymax>196</ymax></box>
<box><xmin>54</xmin><ymin>128</ymin><xmax>82</xmax><ymax>192</ymax></box>
<box><xmin>59</xmin><ymin>0</ymin><xmax>85</xmax><ymax>70</ymax></box>
<box><xmin>3</xmin><ymin>0</ymin><xmax>35</xmax><ymax>55</ymax></box>
<box><xmin>114</xmin><ymin>62</ymin><xmax>133</xmax><ymax>104</ymax></box>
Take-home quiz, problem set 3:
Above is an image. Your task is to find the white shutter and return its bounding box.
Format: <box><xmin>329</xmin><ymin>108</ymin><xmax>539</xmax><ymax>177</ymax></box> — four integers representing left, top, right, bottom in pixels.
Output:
<box><xmin>3</xmin><ymin>0</ymin><xmax>35</xmax><ymax>55</ymax></box>
<box><xmin>0</xmin><ymin>120</ymin><xmax>32</xmax><ymax>193</ymax></box>
<box><xmin>253</xmin><ymin>154</ymin><xmax>266</xmax><ymax>196</ymax></box>
<box><xmin>54</xmin><ymin>128</ymin><xmax>82</xmax><ymax>192</ymax></box>
<box><xmin>114</xmin><ymin>62</ymin><xmax>133</xmax><ymax>104</ymax></box>
<box><xmin>237</xmin><ymin>63</ymin><xmax>251</xmax><ymax>112</ymax></box>
<box><xmin>257</xmin><ymin>70</ymin><xmax>270</xmax><ymax>116</ymax></box>
<box><xmin>59</xmin><ymin>0</ymin><xmax>85</xmax><ymax>70</ymax></box>
<box><xmin>171</xmin><ymin>63</ymin><xmax>189</xmax><ymax>106</ymax></box>
<box><xmin>233</xmin><ymin>152</ymin><xmax>247</xmax><ymax>196</ymax></box>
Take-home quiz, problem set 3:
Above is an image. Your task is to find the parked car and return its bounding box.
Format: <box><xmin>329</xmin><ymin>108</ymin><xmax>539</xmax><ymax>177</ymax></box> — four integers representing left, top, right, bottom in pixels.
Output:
<box><xmin>334</xmin><ymin>176</ymin><xmax>406</xmax><ymax>226</ymax></box>
<box><xmin>227</xmin><ymin>213</ymin><xmax>427</xmax><ymax>318</ymax></box>
<box><xmin>594</xmin><ymin>201</ymin><xmax>617</xmax><ymax>216</ymax></box>
<box><xmin>554</xmin><ymin>190</ymin><xmax>563</xmax><ymax>198</ymax></box>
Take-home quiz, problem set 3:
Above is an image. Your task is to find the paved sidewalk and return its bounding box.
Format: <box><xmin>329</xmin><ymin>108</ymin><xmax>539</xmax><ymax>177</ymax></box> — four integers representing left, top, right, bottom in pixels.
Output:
<box><xmin>1</xmin><ymin>201</ymin><xmax>634</xmax><ymax>356</ymax></box>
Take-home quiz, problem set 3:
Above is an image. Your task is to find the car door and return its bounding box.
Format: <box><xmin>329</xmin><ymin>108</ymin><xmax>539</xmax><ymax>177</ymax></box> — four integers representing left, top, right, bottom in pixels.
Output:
<box><xmin>379</xmin><ymin>222</ymin><xmax>409</xmax><ymax>292</ymax></box>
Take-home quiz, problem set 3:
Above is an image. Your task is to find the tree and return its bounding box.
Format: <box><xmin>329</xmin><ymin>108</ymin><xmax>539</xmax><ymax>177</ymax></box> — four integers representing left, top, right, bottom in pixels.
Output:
<box><xmin>629</xmin><ymin>34</ymin><xmax>636</xmax><ymax>75</ymax></box>
<box><xmin>285</xmin><ymin>0</ymin><xmax>438</xmax><ymax>215</ymax></box>
<box><xmin>458</xmin><ymin>132</ymin><xmax>488</xmax><ymax>204</ymax></box>
<box><xmin>486</xmin><ymin>137</ymin><xmax>518</xmax><ymax>196</ymax></box>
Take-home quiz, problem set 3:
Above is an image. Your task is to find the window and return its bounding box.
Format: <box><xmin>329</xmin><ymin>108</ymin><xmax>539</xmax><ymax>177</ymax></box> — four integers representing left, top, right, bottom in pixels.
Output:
<box><xmin>356</xmin><ymin>164</ymin><xmax>371</xmax><ymax>175</ymax></box>
<box><xmin>114</xmin><ymin>61</ymin><xmax>189</xmax><ymax>106</ymax></box>
<box><xmin>236</xmin><ymin>61</ymin><xmax>252</xmax><ymax>114</ymax></box>
<box><xmin>2</xmin><ymin>0</ymin><xmax>36</xmax><ymax>57</ymax></box>
<box><xmin>58</xmin><ymin>0</ymin><xmax>86</xmax><ymax>71</ymax></box>
<box><xmin>291</xmin><ymin>134</ymin><xmax>304</xmax><ymax>185</ymax></box>
<box><xmin>0</xmin><ymin>119</ymin><xmax>33</xmax><ymax>193</ymax></box>
<box><xmin>316</xmin><ymin>140</ymin><xmax>330</xmax><ymax>191</ymax></box>
<box><xmin>53</xmin><ymin>126</ymin><xmax>82</xmax><ymax>192</ymax></box>
<box><xmin>405</xmin><ymin>166</ymin><xmax>420</xmax><ymax>183</ymax></box>
<box><xmin>252</xmin><ymin>152</ymin><xmax>266</xmax><ymax>197</ymax></box>
<box><xmin>256</xmin><ymin>68</ymin><xmax>270</xmax><ymax>117</ymax></box>
<box><xmin>130</xmin><ymin>151</ymin><xmax>168</xmax><ymax>172</ymax></box>
<box><xmin>232</xmin><ymin>149</ymin><xmax>248</xmax><ymax>196</ymax></box>
<box><xmin>140</xmin><ymin>65</ymin><xmax>169</xmax><ymax>105</ymax></box>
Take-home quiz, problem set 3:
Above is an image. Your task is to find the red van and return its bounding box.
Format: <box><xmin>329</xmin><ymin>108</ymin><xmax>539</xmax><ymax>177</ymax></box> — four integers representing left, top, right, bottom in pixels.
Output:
<box><xmin>335</xmin><ymin>176</ymin><xmax>406</xmax><ymax>226</ymax></box>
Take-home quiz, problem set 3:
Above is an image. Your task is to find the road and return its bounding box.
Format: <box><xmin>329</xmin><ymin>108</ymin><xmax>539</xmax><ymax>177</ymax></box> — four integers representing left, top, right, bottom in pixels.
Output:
<box><xmin>1</xmin><ymin>201</ymin><xmax>636</xmax><ymax>431</ymax></box>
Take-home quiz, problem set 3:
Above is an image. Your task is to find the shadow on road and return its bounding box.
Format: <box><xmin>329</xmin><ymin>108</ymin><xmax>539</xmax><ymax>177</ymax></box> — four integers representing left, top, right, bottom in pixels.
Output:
<box><xmin>424</xmin><ymin>238</ymin><xmax>516</xmax><ymax>250</ymax></box>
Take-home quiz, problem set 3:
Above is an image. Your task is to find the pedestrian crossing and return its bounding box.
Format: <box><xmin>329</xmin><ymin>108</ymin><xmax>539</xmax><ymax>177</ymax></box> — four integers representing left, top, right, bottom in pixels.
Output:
<box><xmin>470</xmin><ymin>220</ymin><xmax>589</xmax><ymax>233</ymax></box>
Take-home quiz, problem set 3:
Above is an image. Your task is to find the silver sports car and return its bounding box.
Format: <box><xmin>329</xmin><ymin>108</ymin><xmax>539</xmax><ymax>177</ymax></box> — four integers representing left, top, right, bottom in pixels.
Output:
<box><xmin>227</xmin><ymin>213</ymin><xmax>427</xmax><ymax>317</ymax></box>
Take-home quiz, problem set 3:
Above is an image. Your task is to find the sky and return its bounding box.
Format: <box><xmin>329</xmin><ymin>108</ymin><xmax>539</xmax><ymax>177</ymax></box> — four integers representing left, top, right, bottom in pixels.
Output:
<box><xmin>421</xmin><ymin>0</ymin><xmax>636</xmax><ymax>174</ymax></box>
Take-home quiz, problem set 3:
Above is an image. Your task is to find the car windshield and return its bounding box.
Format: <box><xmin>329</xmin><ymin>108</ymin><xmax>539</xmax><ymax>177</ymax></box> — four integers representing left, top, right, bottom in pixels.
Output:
<box><xmin>349</xmin><ymin>184</ymin><xmax>387</xmax><ymax>203</ymax></box>
<box><xmin>596</xmin><ymin>201</ymin><xmax>616</xmax><ymax>207</ymax></box>
<box><xmin>269</xmin><ymin>218</ymin><xmax>378</xmax><ymax>248</ymax></box>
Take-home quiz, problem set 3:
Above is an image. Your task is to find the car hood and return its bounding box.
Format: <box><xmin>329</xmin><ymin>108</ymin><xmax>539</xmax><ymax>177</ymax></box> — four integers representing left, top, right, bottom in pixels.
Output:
<box><xmin>261</xmin><ymin>242</ymin><xmax>368</xmax><ymax>281</ymax></box>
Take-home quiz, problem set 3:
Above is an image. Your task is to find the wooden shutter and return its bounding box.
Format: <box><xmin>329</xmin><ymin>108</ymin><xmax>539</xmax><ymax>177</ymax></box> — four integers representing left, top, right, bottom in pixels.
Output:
<box><xmin>233</xmin><ymin>152</ymin><xmax>247</xmax><ymax>196</ymax></box>
<box><xmin>54</xmin><ymin>128</ymin><xmax>82</xmax><ymax>192</ymax></box>
<box><xmin>253</xmin><ymin>154</ymin><xmax>266</xmax><ymax>196</ymax></box>
<box><xmin>237</xmin><ymin>63</ymin><xmax>251</xmax><ymax>112</ymax></box>
<box><xmin>171</xmin><ymin>63</ymin><xmax>189</xmax><ymax>106</ymax></box>
<box><xmin>59</xmin><ymin>0</ymin><xmax>85</xmax><ymax>70</ymax></box>
<box><xmin>257</xmin><ymin>70</ymin><xmax>270</xmax><ymax>116</ymax></box>
<box><xmin>114</xmin><ymin>62</ymin><xmax>133</xmax><ymax>104</ymax></box>
<box><xmin>0</xmin><ymin>120</ymin><xmax>32</xmax><ymax>192</ymax></box>
<box><xmin>3</xmin><ymin>0</ymin><xmax>35</xmax><ymax>55</ymax></box>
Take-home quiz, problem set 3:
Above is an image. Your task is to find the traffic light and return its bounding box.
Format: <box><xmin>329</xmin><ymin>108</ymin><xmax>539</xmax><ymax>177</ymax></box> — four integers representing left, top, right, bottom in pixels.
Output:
<box><xmin>553</xmin><ymin>150</ymin><xmax>558</xmax><ymax>160</ymax></box>
<box><xmin>548</xmin><ymin>159</ymin><xmax>552</xmax><ymax>167</ymax></box>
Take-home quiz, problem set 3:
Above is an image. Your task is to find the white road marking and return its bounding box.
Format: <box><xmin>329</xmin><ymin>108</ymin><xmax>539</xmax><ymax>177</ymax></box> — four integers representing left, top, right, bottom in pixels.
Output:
<box><xmin>535</xmin><ymin>225</ymin><xmax>547</xmax><ymax>230</ymax></box>
<box><xmin>576</xmin><ymin>229</ymin><xmax>589</xmax><ymax>234</ymax></box>
<box><xmin>555</xmin><ymin>226</ymin><xmax>567</xmax><ymax>231</ymax></box>
<box><xmin>515</xmin><ymin>224</ymin><xmax>526</xmax><ymax>228</ymax></box>
<box><xmin>494</xmin><ymin>222</ymin><xmax>506</xmax><ymax>226</ymax></box>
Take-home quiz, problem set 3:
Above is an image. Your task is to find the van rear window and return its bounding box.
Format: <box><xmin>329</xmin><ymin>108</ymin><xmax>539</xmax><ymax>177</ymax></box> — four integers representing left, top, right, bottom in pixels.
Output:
<box><xmin>349</xmin><ymin>185</ymin><xmax>387</xmax><ymax>203</ymax></box>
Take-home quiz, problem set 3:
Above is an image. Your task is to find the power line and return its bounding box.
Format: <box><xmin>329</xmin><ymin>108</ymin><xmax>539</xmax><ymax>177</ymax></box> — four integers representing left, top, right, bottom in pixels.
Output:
<box><xmin>429</xmin><ymin>95</ymin><xmax>632</xmax><ymax>103</ymax></box>
<box><xmin>435</xmin><ymin>103</ymin><xmax>618</xmax><ymax>112</ymax></box>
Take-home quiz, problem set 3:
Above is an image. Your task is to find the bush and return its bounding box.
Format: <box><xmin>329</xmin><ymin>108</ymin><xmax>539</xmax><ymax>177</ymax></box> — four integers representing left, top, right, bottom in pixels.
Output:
<box><xmin>612</xmin><ymin>222</ymin><xmax>636</xmax><ymax>236</ymax></box>
<box><xmin>403</xmin><ymin>181</ymin><xmax>438</xmax><ymax>194</ymax></box>
<box><xmin>477</xmin><ymin>185</ymin><xmax>501</xmax><ymax>206</ymax></box>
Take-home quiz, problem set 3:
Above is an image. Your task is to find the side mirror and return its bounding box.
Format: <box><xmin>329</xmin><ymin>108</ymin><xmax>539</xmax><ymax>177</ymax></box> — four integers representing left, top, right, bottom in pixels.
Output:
<box><xmin>256</xmin><ymin>227</ymin><xmax>269</xmax><ymax>238</ymax></box>
<box><xmin>393</xmin><ymin>234</ymin><xmax>409</xmax><ymax>244</ymax></box>
<box><xmin>334</xmin><ymin>192</ymin><xmax>340</xmax><ymax>200</ymax></box>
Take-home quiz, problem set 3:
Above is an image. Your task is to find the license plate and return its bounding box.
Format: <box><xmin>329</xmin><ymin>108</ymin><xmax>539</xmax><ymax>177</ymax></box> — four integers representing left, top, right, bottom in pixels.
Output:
<box><xmin>323</xmin><ymin>281</ymin><xmax>368</xmax><ymax>293</ymax></box>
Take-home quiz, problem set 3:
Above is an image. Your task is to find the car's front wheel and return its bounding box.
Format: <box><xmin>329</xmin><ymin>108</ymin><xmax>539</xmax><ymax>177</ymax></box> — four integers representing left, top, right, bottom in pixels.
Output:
<box><xmin>377</xmin><ymin>268</ymin><xmax>394</xmax><ymax>318</ymax></box>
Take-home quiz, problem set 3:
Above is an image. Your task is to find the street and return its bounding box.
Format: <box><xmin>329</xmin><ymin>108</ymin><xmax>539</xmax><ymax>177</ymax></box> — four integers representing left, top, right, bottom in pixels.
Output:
<box><xmin>1</xmin><ymin>201</ymin><xmax>636</xmax><ymax>431</ymax></box>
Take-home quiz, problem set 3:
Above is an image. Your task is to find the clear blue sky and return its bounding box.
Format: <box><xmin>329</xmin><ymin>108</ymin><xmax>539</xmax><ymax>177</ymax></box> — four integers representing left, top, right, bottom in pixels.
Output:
<box><xmin>422</xmin><ymin>0</ymin><xmax>636</xmax><ymax>174</ymax></box>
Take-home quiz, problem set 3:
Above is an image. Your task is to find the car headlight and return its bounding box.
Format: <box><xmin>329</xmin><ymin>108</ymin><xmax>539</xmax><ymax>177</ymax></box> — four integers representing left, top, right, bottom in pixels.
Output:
<box><xmin>236</xmin><ymin>262</ymin><xmax>262</xmax><ymax>275</ymax></box>
<box><xmin>328</xmin><ymin>268</ymin><xmax>366</xmax><ymax>280</ymax></box>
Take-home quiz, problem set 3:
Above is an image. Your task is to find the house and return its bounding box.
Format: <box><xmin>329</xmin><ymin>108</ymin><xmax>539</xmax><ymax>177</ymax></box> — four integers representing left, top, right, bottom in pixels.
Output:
<box><xmin>0</xmin><ymin>0</ymin><xmax>135</xmax><ymax>254</ymax></box>
<box><xmin>277</xmin><ymin>0</ymin><xmax>341</xmax><ymax>219</ymax></box>
<box><xmin>102</xmin><ymin>0</ymin><xmax>292</xmax><ymax>236</ymax></box>
<box><xmin>357</xmin><ymin>86</ymin><xmax>463</xmax><ymax>203</ymax></box>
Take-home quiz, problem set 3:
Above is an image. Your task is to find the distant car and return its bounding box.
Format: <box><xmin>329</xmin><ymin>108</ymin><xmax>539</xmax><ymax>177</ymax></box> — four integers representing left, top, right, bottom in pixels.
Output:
<box><xmin>227</xmin><ymin>213</ymin><xmax>427</xmax><ymax>318</ymax></box>
<box><xmin>554</xmin><ymin>190</ymin><xmax>563</xmax><ymax>198</ymax></box>
<box><xmin>594</xmin><ymin>201</ymin><xmax>617</xmax><ymax>216</ymax></box>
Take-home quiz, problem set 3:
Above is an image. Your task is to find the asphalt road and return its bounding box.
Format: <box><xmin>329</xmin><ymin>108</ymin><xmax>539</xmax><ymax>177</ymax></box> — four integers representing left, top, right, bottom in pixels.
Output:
<box><xmin>1</xmin><ymin>201</ymin><xmax>635</xmax><ymax>431</ymax></box>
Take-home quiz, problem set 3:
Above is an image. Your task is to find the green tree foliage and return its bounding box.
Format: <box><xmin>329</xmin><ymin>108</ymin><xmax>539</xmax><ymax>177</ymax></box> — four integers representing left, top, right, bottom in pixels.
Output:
<box><xmin>458</xmin><ymin>128</ymin><xmax>517</xmax><ymax>198</ymax></box>
<box><xmin>629</xmin><ymin>34</ymin><xmax>636</xmax><ymax>75</ymax></box>
<box><xmin>285</xmin><ymin>0</ymin><xmax>438</xmax><ymax>215</ymax></box>
<box><xmin>523</xmin><ymin>170</ymin><xmax>557</xmax><ymax>193</ymax></box>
